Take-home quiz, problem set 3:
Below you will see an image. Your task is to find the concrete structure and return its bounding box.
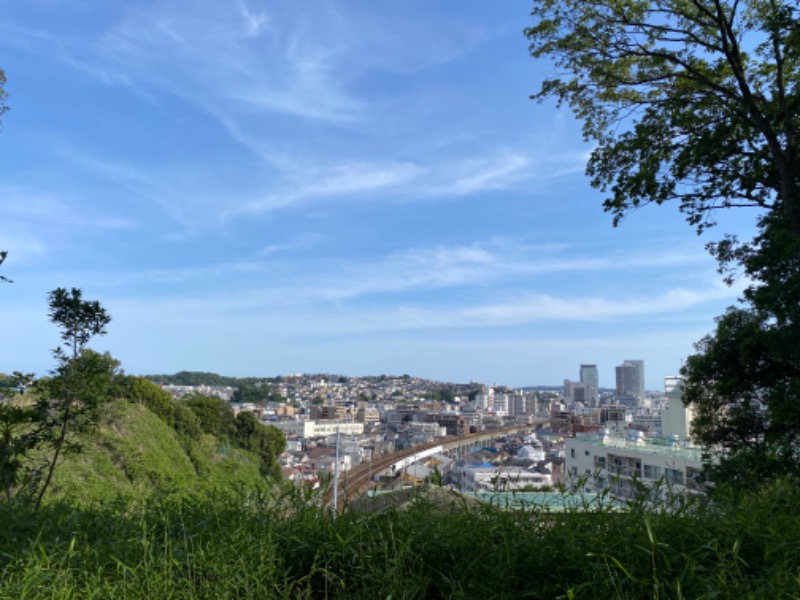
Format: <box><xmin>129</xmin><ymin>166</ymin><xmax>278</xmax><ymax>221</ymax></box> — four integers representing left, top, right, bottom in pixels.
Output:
<box><xmin>564</xmin><ymin>379</ymin><xmax>598</xmax><ymax>407</ymax></box>
<box><xmin>661</xmin><ymin>377</ymin><xmax>694</xmax><ymax>438</ymax></box>
<box><xmin>355</xmin><ymin>406</ymin><xmax>381</xmax><ymax>424</ymax></box>
<box><xmin>272</xmin><ymin>419</ymin><xmax>365</xmax><ymax>438</ymax></box>
<box><xmin>566</xmin><ymin>377</ymin><xmax>706</xmax><ymax>499</ymax></box>
<box><xmin>579</xmin><ymin>364</ymin><xmax>599</xmax><ymax>389</ymax></box>
<box><xmin>565</xmin><ymin>430</ymin><xmax>705</xmax><ymax>498</ymax></box>
<box><xmin>616</xmin><ymin>360</ymin><xmax>645</xmax><ymax>399</ymax></box>
<box><xmin>428</xmin><ymin>413</ymin><xmax>467</xmax><ymax>437</ymax></box>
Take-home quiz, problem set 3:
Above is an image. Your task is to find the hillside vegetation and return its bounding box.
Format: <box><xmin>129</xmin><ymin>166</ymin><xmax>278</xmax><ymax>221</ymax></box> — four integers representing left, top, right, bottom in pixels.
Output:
<box><xmin>46</xmin><ymin>401</ymin><xmax>270</xmax><ymax>505</ymax></box>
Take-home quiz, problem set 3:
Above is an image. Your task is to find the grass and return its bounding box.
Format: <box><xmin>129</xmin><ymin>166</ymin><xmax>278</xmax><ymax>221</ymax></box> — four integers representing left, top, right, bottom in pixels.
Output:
<box><xmin>0</xmin><ymin>480</ymin><xmax>799</xmax><ymax>599</ymax></box>
<box><xmin>46</xmin><ymin>402</ymin><xmax>268</xmax><ymax>506</ymax></box>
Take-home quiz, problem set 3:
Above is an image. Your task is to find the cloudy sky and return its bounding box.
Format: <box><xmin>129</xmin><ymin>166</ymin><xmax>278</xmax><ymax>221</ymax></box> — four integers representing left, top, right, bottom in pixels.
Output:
<box><xmin>0</xmin><ymin>0</ymin><xmax>755</xmax><ymax>389</ymax></box>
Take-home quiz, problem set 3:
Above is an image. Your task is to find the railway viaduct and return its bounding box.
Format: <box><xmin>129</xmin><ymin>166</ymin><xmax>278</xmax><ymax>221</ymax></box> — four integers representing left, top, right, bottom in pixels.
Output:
<box><xmin>325</xmin><ymin>422</ymin><xmax>548</xmax><ymax>510</ymax></box>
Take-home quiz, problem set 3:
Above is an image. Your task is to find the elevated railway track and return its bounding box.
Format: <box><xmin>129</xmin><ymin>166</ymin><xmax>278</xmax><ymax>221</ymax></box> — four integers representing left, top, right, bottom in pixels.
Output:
<box><xmin>323</xmin><ymin>423</ymin><xmax>545</xmax><ymax>510</ymax></box>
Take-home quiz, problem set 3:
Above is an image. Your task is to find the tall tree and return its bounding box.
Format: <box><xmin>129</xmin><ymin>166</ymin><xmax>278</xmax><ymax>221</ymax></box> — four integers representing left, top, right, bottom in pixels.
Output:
<box><xmin>681</xmin><ymin>214</ymin><xmax>800</xmax><ymax>487</ymax></box>
<box><xmin>33</xmin><ymin>288</ymin><xmax>113</xmax><ymax>510</ymax></box>
<box><xmin>526</xmin><ymin>1</ymin><xmax>800</xmax><ymax>484</ymax></box>
<box><xmin>526</xmin><ymin>0</ymin><xmax>800</xmax><ymax>235</ymax></box>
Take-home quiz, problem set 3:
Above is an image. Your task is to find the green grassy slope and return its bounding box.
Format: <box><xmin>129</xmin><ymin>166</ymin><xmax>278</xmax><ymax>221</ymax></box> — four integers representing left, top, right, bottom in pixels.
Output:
<box><xmin>48</xmin><ymin>401</ymin><xmax>269</xmax><ymax>505</ymax></box>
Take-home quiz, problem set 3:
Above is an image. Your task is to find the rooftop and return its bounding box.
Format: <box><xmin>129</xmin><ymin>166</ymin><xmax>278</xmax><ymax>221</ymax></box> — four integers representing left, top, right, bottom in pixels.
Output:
<box><xmin>574</xmin><ymin>432</ymin><xmax>706</xmax><ymax>462</ymax></box>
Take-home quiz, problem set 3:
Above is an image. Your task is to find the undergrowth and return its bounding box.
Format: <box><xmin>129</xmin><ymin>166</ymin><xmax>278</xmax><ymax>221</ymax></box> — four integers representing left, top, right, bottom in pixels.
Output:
<box><xmin>0</xmin><ymin>480</ymin><xmax>798</xmax><ymax>599</ymax></box>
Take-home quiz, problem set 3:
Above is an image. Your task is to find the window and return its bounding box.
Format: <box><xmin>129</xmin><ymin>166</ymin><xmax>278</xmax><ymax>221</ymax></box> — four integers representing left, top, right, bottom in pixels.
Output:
<box><xmin>644</xmin><ymin>464</ymin><xmax>661</xmax><ymax>479</ymax></box>
<box><xmin>665</xmin><ymin>468</ymin><xmax>684</xmax><ymax>485</ymax></box>
<box><xmin>585</xmin><ymin>450</ymin><xmax>590</xmax><ymax>456</ymax></box>
<box><xmin>594</xmin><ymin>456</ymin><xmax>606</xmax><ymax>469</ymax></box>
<box><xmin>570</xmin><ymin>448</ymin><xmax>576</xmax><ymax>458</ymax></box>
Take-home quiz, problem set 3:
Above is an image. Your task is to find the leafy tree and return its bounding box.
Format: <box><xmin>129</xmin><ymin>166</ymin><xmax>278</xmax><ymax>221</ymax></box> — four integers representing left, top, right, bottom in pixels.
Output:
<box><xmin>173</xmin><ymin>403</ymin><xmax>203</xmax><ymax>441</ymax></box>
<box><xmin>33</xmin><ymin>288</ymin><xmax>113</xmax><ymax>510</ymax></box>
<box><xmin>154</xmin><ymin>371</ymin><xmax>234</xmax><ymax>387</ymax></box>
<box><xmin>122</xmin><ymin>377</ymin><xmax>176</xmax><ymax>426</ymax></box>
<box><xmin>526</xmin><ymin>1</ymin><xmax>800</xmax><ymax>484</ymax></box>
<box><xmin>682</xmin><ymin>215</ymin><xmax>800</xmax><ymax>487</ymax></box>
<box><xmin>182</xmin><ymin>394</ymin><xmax>236</xmax><ymax>439</ymax></box>
<box><xmin>232</xmin><ymin>382</ymin><xmax>280</xmax><ymax>404</ymax></box>
<box><xmin>0</xmin><ymin>372</ymin><xmax>40</xmax><ymax>502</ymax></box>
<box><xmin>526</xmin><ymin>0</ymin><xmax>800</xmax><ymax>235</ymax></box>
<box><xmin>233</xmin><ymin>411</ymin><xmax>286</xmax><ymax>479</ymax></box>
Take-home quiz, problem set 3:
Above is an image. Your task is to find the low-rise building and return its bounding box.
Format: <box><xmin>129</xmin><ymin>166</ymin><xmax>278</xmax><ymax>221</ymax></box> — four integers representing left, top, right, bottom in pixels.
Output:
<box><xmin>458</xmin><ymin>464</ymin><xmax>553</xmax><ymax>492</ymax></box>
<box><xmin>565</xmin><ymin>377</ymin><xmax>708</xmax><ymax>498</ymax></box>
<box><xmin>271</xmin><ymin>419</ymin><xmax>365</xmax><ymax>438</ymax></box>
<box><xmin>566</xmin><ymin>430</ymin><xmax>706</xmax><ymax>498</ymax></box>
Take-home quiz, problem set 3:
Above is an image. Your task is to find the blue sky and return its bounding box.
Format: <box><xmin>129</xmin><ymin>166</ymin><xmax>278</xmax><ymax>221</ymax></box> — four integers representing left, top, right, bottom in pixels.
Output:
<box><xmin>0</xmin><ymin>0</ymin><xmax>755</xmax><ymax>390</ymax></box>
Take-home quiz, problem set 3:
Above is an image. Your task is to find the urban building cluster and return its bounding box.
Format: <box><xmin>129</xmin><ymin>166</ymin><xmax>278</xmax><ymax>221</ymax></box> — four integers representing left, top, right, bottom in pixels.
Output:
<box><xmin>159</xmin><ymin>363</ymin><xmax>707</xmax><ymax>500</ymax></box>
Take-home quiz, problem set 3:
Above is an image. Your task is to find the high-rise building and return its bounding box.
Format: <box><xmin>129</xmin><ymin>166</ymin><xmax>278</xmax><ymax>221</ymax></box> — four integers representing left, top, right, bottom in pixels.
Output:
<box><xmin>579</xmin><ymin>364</ymin><xmax>599</xmax><ymax>389</ymax></box>
<box><xmin>626</xmin><ymin>360</ymin><xmax>645</xmax><ymax>396</ymax></box>
<box><xmin>564</xmin><ymin>378</ymin><xmax>599</xmax><ymax>407</ymax></box>
<box><xmin>616</xmin><ymin>360</ymin><xmax>645</xmax><ymax>399</ymax></box>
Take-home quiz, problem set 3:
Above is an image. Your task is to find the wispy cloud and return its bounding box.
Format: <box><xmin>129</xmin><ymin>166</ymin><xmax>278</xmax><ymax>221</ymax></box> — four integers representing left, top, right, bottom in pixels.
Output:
<box><xmin>257</xmin><ymin>233</ymin><xmax>324</xmax><ymax>257</ymax></box>
<box><xmin>302</xmin><ymin>239</ymin><xmax>712</xmax><ymax>301</ymax></box>
<box><xmin>0</xmin><ymin>184</ymin><xmax>139</xmax><ymax>231</ymax></box>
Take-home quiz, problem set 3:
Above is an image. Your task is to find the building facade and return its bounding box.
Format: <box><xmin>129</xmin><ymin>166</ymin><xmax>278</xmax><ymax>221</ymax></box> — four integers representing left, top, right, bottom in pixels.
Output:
<box><xmin>579</xmin><ymin>364</ymin><xmax>599</xmax><ymax>389</ymax></box>
<box><xmin>615</xmin><ymin>360</ymin><xmax>645</xmax><ymax>399</ymax></box>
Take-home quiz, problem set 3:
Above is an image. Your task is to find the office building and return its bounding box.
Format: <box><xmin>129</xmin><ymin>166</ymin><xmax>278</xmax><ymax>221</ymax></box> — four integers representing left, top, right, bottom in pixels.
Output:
<box><xmin>579</xmin><ymin>364</ymin><xmax>599</xmax><ymax>389</ymax></box>
<box><xmin>616</xmin><ymin>360</ymin><xmax>645</xmax><ymax>399</ymax></box>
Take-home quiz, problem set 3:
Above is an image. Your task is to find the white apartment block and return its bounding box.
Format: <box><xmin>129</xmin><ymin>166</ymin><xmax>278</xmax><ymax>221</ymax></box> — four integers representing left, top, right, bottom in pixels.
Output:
<box><xmin>565</xmin><ymin>377</ymin><xmax>708</xmax><ymax>498</ymax></box>
<box><xmin>271</xmin><ymin>419</ymin><xmax>365</xmax><ymax>438</ymax></box>
<box><xmin>566</xmin><ymin>431</ymin><xmax>706</xmax><ymax>498</ymax></box>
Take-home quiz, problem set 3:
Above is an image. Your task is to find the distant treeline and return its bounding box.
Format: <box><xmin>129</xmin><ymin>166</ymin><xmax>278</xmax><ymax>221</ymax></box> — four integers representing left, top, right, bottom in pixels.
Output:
<box><xmin>144</xmin><ymin>371</ymin><xmax>277</xmax><ymax>388</ymax></box>
<box><xmin>143</xmin><ymin>372</ymin><xmax>284</xmax><ymax>405</ymax></box>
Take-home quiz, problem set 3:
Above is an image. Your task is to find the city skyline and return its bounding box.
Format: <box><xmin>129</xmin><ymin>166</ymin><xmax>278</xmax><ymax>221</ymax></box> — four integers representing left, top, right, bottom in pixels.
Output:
<box><xmin>0</xmin><ymin>1</ymin><xmax>753</xmax><ymax>390</ymax></box>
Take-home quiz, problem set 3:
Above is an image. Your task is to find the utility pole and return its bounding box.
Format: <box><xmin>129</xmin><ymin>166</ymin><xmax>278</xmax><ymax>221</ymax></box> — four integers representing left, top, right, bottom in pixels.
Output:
<box><xmin>332</xmin><ymin>427</ymin><xmax>341</xmax><ymax>517</ymax></box>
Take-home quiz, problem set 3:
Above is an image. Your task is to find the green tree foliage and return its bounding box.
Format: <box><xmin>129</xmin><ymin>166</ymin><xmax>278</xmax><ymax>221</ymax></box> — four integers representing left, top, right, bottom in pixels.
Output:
<box><xmin>527</xmin><ymin>0</ymin><xmax>800</xmax><ymax>486</ymax></box>
<box><xmin>121</xmin><ymin>377</ymin><xmax>176</xmax><ymax>427</ymax></box>
<box><xmin>234</xmin><ymin>411</ymin><xmax>286</xmax><ymax>478</ymax></box>
<box><xmin>33</xmin><ymin>350</ymin><xmax>121</xmax><ymax>507</ymax></box>
<box><xmin>682</xmin><ymin>215</ymin><xmax>800</xmax><ymax>487</ymax></box>
<box><xmin>151</xmin><ymin>371</ymin><xmax>236</xmax><ymax>387</ymax></box>
<box><xmin>173</xmin><ymin>403</ymin><xmax>203</xmax><ymax>441</ymax></box>
<box><xmin>32</xmin><ymin>288</ymin><xmax>113</xmax><ymax>510</ymax></box>
<box><xmin>180</xmin><ymin>395</ymin><xmax>284</xmax><ymax>479</ymax></box>
<box><xmin>0</xmin><ymin>373</ymin><xmax>40</xmax><ymax>501</ymax></box>
<box><xmin>232</xmin><ymin>381</ymin><xmax>283</xmax><ymax>404</ymax></box>
<box><xmin>526</xmin><ymin>0</ymin><xmax>800</xmax><ymax>235</ymax></box>
<box><xmin>427</xmin><ymin>389</ymin><xmax>456</xmax><ymax>403</ymax></box>
<box><xmin>182</xmin><ymin>394</ymin><xmax>236</xmax><ymax>439</ymax></box>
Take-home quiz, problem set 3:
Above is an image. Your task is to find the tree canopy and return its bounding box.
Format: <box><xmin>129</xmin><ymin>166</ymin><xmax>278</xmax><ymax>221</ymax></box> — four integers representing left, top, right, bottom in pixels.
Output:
<box><xmin>526</xmin><ymin>0</ymin><xmax>800</xmax><ymax>235</ymax></box>
<box><xmin>527</xmin><ymin>1</ymin><xmax>800</xmax><ymax>487</ymax></box>
<box><xmin>681</xmin><ymin>214</ymin><xmax>800</xmax><ymax>486</ymax></box>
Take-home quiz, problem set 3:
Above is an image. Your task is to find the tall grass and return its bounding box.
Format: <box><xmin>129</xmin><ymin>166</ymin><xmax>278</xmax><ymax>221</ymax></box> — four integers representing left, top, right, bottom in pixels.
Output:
<box><xmin>0</xmin><ymin>480</ymin><xmax>798</xmax><ymax>599</ymax></box>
